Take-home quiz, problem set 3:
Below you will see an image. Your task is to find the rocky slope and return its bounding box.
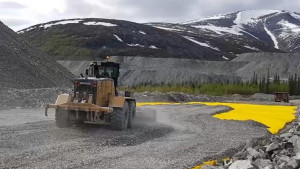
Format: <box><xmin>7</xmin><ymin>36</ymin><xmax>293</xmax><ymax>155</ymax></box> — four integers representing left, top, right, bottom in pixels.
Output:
<box><xmin>0</xmin><ymin>21</ymin><xmax>74</xmax><ymax>89</ymax></box>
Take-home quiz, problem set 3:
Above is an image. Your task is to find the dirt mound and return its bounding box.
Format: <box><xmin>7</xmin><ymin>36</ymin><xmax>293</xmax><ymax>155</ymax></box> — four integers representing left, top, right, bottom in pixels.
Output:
<box><xmin>0</xmin><ymin>21</ymin><xmax>74</xmax><ymax>89</ymax></box>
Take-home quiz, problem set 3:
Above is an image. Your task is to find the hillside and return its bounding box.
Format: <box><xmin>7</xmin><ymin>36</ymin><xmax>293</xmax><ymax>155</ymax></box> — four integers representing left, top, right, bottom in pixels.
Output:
<box><xmin>18</xmin><ymin>18</ymin><xmax>233</xmax><ymax>61</ymax></box>
<box><xmin>0</xmin><ymin>21</ymin><xmax>74</xmax><ymax>89</ymax></box>
<box><xmin>18</xmin><ymin>10</ymin><xmax>300</xmax><ymax>61</ymax></box>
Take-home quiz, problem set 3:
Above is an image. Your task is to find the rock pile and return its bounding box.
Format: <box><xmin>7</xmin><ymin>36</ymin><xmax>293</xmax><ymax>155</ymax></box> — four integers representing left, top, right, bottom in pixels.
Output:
<box><xmin>201</xmin><ymin>106</ymin><xmax>300</xmax><ymax>169</ymax></box>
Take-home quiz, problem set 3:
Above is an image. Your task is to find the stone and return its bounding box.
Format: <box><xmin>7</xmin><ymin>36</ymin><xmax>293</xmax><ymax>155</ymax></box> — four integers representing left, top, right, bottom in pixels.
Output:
<box><xmin>288</xmin><ymin>135</ymin><xmax>300</xmax><ymax>145</ymax></box>
<box><xmin>255</xmin><ymin>145</ymin><xmax>267</xmax><ymax>152</ymax></box>
<box><xmin>247</xmin><ymin>147</ymin><xmax>262</xmax><ymax>160</ymax></box>
<box><xmin>258</xmin><ymin>149</ymin><xmax>267</xmax><ymax>159</ymax></box>
<box><xmin>295</xmin><ymin>152</ymin><xmax>300</xmax><ymax>160</ymax></box>
<box><xmin>202</xmin><ymin>166</ymin><xmax>224</xmax><ymax>169</ymax></box>
<box><xmin>294</xmin><ymin>131</ymin><xmax>300</xmax><ymax>136</ymax></box>
<box><xmin>251</xmin><ymin>159</ymin><xmax>273</xmax><ymax>168</ymax></box>
<box><xmin>287</xmin><ymin>158</ymin><xmax>298</xmax><ymax>168</ymax></box>
<box><xmin>296</xmin><ymin>126</ymin><xmax>300</xmax><ymax>131</ymax></box>
<box><xmin>270</xmin><ymin>136</ymin><xmax>283</xmax><ymax>143</ymax></box>
<box><xmin>280</xmin><ymin>142</ymin><xmax>288</xmax><ymax>149</ymax></box>
<box><xmin>289</xmin><ymin>128</ymin><xmax>296</xmax><ymax>133</ymax></box>
<box><xmin>294</xmin><ymin>139</ymin><xmax>300</xmax><ymax>153</ymax></box>
<box><xmin>276</xmin><ymin>155</ymin><xmax>298</xmax><ymax>168</ymax></box>
<box><xmin>279</xmin><ymin>149</ymin><xmax>291</xmax><ymax>156</ymax></box>
<box><xmin>229</xmin><ymin>160</ymin><xmax>255</xmax><ymax>169</ymax></box>
<box><xmin>263</xmin><ymin>166</ymin><xmax>273</xmax><ymax>169</ymax></box>
<box><xmin>233</xmin><ymin>151</ymin><xmax>248</xmax><ymax>160</ymax></box>
<box><xmin>266</xmin><ymin>143</ymin><xmax>280</xmax><ymax>152</ymax></box>
<box><xmin>271</xmin><ymin>150</ymin><xmax>282</xmax><ymax>159</ymax></box>
<box><xmin>280</xmin><ymin>133</ymin><xmax>293</xmax><ymax>138</ymax></box>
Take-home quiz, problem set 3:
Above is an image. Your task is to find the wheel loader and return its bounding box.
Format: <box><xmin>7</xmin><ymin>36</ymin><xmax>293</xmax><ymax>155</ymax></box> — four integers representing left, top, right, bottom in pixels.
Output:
<box><xmin>45</xmin><ymin>60</ymin><xmax>136</xmax><ymax>130</ymax></box>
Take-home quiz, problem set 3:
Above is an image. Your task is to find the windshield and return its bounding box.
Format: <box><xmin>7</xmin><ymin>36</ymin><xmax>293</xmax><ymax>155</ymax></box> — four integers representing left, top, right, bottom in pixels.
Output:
<box><xmin>97</xmin><ymin>66</ymin><xmax>118</xmax><ymax>78</ymax></box>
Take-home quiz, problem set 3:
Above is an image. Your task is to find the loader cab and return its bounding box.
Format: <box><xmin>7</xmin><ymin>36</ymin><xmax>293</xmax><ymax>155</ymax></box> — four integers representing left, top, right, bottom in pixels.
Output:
<box><xmin>86</xmin><ymin>61</ymin><xmax>120</xmax><ymax>87</ymax></box>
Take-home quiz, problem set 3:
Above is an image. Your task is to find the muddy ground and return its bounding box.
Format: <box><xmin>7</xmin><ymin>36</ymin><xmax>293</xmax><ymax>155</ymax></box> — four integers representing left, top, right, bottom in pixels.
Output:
<box><xmin>0</xmin><ymin>104</ymin><xmax>268</xmax><ymax>169</ymax></box>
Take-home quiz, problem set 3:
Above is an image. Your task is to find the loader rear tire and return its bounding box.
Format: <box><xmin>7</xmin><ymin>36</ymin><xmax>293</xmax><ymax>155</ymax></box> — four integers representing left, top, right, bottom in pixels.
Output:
<box><xmin>127</xmin><ymin>101</ymin><xmax>136</xmax><ymax>128</ymax></box>
<box><xmin>55</xmin><ymin>109</ymin><xmax>71</xmax><ymax>128</ymax></box>
<box><xmin>110</xmin><ymin>101</ymin><xmax>129</xmax><ymax>130</ymax></box>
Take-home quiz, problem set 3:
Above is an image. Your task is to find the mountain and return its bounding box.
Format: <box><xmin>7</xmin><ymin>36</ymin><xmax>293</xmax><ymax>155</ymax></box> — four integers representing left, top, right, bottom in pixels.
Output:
<box><xmin>150</xmin><ymin>10</ymin><xmax>300</xmax><ymax>53</ymax></box>
<box><xmin>18</xmin><ymin>18</ymin><xmax>233</xmax><ymax>61</ymax></box>
<box><xmin>18</xmin><ymin>10</ymin><xmax>300</xmax><ymax>61</ymax></box>
<box><xmin>0</xmin><ymin>21</ymin><xmax>74</xmax><ymax>89</ymax></box>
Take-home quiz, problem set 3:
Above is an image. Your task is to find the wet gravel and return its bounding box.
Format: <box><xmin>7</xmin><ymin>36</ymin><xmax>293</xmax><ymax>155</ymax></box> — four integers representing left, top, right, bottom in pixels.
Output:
<box><xmin>0</xmin><ymin>104</ymin><xmax>268</xmax><ymax>169</ymax></box>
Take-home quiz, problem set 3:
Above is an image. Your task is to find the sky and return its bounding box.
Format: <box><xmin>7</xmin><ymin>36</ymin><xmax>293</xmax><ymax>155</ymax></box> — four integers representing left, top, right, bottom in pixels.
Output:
<box><xmin>0</xmin><ymin>0</ymin><xmax>299</xmax><ymax>31</ymax></box>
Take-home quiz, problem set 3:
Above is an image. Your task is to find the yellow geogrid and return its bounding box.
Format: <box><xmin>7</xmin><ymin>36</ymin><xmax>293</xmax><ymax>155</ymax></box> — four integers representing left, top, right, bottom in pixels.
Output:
<box><xmin>137</xmin><ymin>102</ymin><xmax>297</xmax><ymax>169</ymax></box>
<box><xmin>137</xmin><ymin>102</ymin><xmax>297</xmax><ymax>134</ymax></box>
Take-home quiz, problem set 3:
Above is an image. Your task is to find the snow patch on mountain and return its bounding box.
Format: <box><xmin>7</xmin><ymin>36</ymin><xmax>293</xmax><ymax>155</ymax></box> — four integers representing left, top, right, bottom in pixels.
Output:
<box><xmin>18</xmin><ymin>27</ymin><xmax>36</xmax><ymax>34</ymax></box>
<box><xmin>113</xmin><ymin>34</ymin><xmax>123</xmax><ymax>42</ymax></box>
<box><xmin>83</xmin><ymin>21</ymin><xmax>117</xmax><ymax>27</ymax></box>
<box><xmin>192</xmin><ymin>25</ymin><xmax>242</xmax><ymax>35</ymax></box>
<box><xmin>222</xmin><ymin>56</ymin><xmax>229</xmax><ymax>60</ymax></box>
<box><xmin>232</xmin><ymin>11</ymin><xmax>243</xmax><ymax>33</ymax></box>
<box><xmin>183</xmin><ymin>36</ymin><xmax>220</xmax><ymax>51</ymax></box>
<box><xmin>149</xmin><ymin>45</ymin><xmax>158</xmax><ymax>49</ymax></box>
<box><xmin>182</xmin><ymin>14</ymin><xmax>227</xmax><ymax>24</ymax></box>
<box><xmin>244</xmin><ymin>45</ymin><xmax>260</xmax><ymax>51</ymax></box>
<box><xmin>231</xmin><ymin>10</ymin><xmax>282</xmax><ymax>35</ymax></box>
<box><xmin>127</xmin><ymin>43</ymin><xmax>145</xmax><ymax>47</ymax></box>
<box><xmin>235</xmin><ymin>10</ymin><xmax>281</xmax><ymax>25</ymax></box>
<box><xmin>242</xmin><ymin>31</ymin><xmax>260</xmax><ymax>40</ymax></box>
<box><xmin>41</xmin><ymin>20</ymin><xmax>83</xmax><ymax>29</ymax></box>
<box><xmin>264</xmin><ymin>24</ymin><xmax>279</xmax><ymax>49</ymax></box>
<box><xmin>139</xmin><ymin>31</ymin><xmax>146</xmax><ymax>35</ymax></box>
<box><xmin>154</xmin><ymin>26</ymin><xmax>182</xmax><ymax>32</ymax></box>
<box><xmin>291</xmin><ymin>13</ymin><xmax>300</xmax><ymax>20</ymax></box>
<box><xmin>278</xmin><ymin>20</ymin><xmax>300</xmax><ymax>33</ymax></box>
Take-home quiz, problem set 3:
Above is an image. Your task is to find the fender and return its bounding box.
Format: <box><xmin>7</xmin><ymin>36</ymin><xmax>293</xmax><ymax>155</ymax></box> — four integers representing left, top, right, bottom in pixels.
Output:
<box><xmin>109</xmin><ymin>96</ymin><xmax>125</xmax><ymax>108</ymax></box>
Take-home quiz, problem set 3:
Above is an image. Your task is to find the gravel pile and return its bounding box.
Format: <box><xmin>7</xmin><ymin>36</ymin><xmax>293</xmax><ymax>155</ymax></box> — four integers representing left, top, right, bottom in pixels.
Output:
<box><xmin>201</xmin><ymin>106</ymin><xmax>300</xmax><ymax>169</ymax></box>
<box><xmin>0</xmin><ymin>87</ymin><xmax>72</xmax><ymax>110</ymax></box>
<box><xmin>0</xmin><ymin>21</ymin><xmax>74</xmax><ymax>89</ymax></box>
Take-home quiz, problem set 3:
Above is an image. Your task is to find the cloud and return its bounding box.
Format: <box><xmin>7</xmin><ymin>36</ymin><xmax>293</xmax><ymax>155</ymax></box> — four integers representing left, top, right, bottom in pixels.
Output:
<box><xmin>0</xmin><ymin>1</ymin><xmax>26</xmax><ymax>9</ymax></box>
<box><xmin>118</xmin><ymin>0</ymin><xmax>198</xmax><ymax>17</ymax></box>
<box><xmin>1</xmin><ymin>0</ymin><xmax>300</xmax><ymax>31</ymax></box>
<box><xmin>64</xmin><ymin>0</ymin><xmax>95</xmax><ymax>16</ymax></box>
<box><xmin>1</xmin><ymin>18</ymin><xmax>30</xmax><ymax>26</ymax></box>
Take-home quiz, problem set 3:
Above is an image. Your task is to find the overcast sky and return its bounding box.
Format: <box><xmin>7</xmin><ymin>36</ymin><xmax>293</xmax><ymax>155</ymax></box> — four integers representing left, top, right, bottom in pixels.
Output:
<box><xmin>0</xmin><ymin>0</ymin><xmax>299</xmax><ymax>31</ymax></box>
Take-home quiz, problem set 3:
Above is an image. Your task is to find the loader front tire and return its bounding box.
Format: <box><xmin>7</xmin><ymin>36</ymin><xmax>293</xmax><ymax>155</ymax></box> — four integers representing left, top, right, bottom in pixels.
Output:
<box><xmin>127</xmin><ymin>101</ymin><xmax>136</xmax><ymax>128</ymax></box>
<box><xmin>55</xmin><ymin>109</ymin><xmax>71</xmax><ymax>128</ymax></box>
<box><xmin>110</xmin><ymin>101</ymin><xmax>129</xmax><ymax>130</ymax></box>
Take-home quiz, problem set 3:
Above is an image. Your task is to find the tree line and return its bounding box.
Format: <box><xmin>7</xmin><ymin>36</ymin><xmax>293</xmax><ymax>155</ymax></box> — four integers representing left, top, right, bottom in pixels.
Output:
<box><xmin>125</xmin><ymin>70</ymin><xmax>300</xmax><ymax>96</ymax></box>
<box><xmin>251</xmin><ymin>70</ymin><xmax>300</xmax><ymax>95</ymax></box>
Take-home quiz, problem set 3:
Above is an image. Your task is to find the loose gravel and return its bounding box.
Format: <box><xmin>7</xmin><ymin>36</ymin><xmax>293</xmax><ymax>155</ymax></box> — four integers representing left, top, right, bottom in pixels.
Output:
<box><xmin>0</xmin><ymin>104</ymin><xmax>268</xmax><ymax>169</ymax></box>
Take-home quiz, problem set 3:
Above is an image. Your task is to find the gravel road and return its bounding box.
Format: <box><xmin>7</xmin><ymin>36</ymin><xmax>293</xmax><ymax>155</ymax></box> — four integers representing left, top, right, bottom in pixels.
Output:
<box><xmin>0</xmin><ymin>104</ymin><xmax>268</xmax><ymax>169</ymax></box>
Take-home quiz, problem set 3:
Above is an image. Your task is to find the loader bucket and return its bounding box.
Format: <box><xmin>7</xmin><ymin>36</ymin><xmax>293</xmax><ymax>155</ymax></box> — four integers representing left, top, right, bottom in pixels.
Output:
<box><xmin>45</xmin><ymin>103</ymin><xmax>113</xmax><ymax>116</ymax></box>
